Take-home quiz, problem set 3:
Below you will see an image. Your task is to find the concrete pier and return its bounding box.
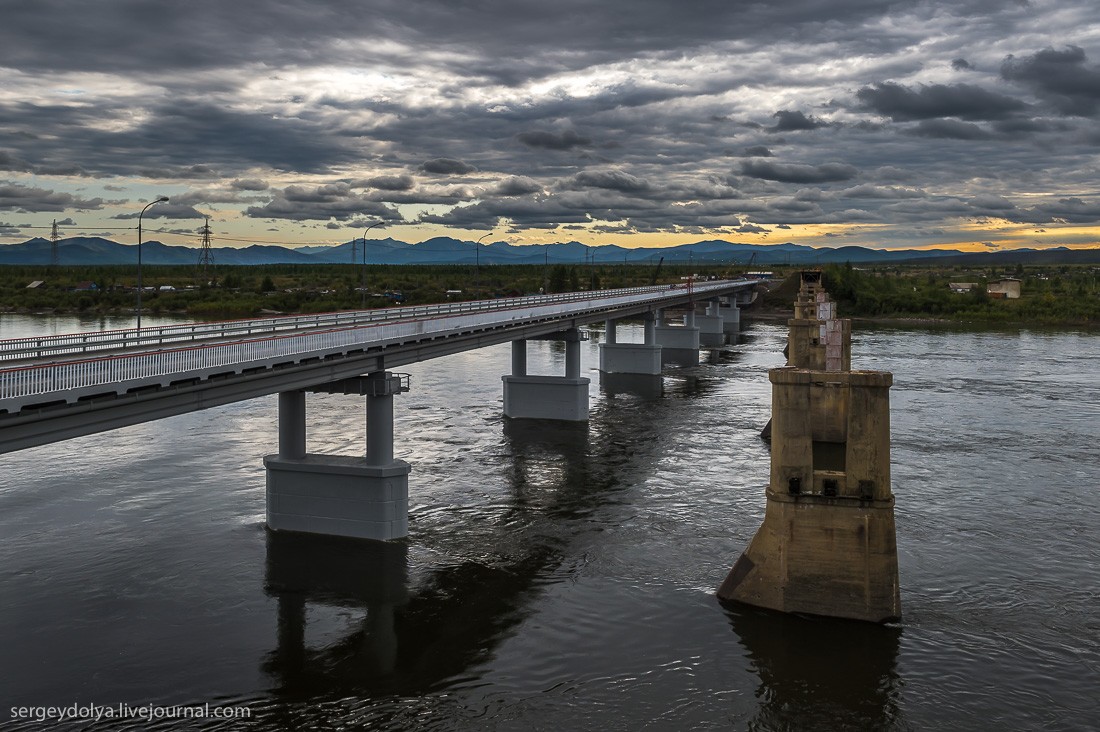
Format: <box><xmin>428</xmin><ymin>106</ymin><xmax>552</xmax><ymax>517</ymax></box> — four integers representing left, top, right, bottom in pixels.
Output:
<box><xmin>697</xmin><ymin>300</ymin><xmax>725</xmax><ymax>346</ymax></box>
<box><xmin>721</xmin><ymin>272</ymin><xmax>900</xmax><ymax>623</ymax></box>
<box><xmin>654</xmin><ymin>309</ymin><xmax>700</xmax><ymax>365</ymax></box>
<box><xmin>503</xmin><ymin>330</ymin><xmax>590</xmax><ymax>421</ymax></box>
<box><xmin>265</xmin><ymin>373</ymin><xmax>412</xmax><ymax>542</ymax></box>
<box><xmin>719</xmin><ymin>302</ymin><xmax>741</xmax><ymax>334</ymax></box>
<box><xmin>599</xmin><ymin>315</ymin><xmax>663</xmax><ymax>376</ymax></box>
<box><xmin>718</xmin><ymin>369</ymin><xmax>900</xmax><ymax>622</ymax></box>
<box><xmin>788</xmin><ymin>271</ymin><xmax>851</xmax><ymax>372</ymax></box>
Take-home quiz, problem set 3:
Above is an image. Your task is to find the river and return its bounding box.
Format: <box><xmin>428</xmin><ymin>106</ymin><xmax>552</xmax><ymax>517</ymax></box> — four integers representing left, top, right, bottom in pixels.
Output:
<box><xmin>0</xmin><ymin>313</ymin><xmax>1097</xmax><ymax>730</ymax></box>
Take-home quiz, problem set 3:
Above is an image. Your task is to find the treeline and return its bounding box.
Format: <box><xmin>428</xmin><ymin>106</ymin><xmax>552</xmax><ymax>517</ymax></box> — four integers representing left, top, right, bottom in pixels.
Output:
<box><xmin>0</xmin><ymin>262</ymin><xmax>732</xmax><ymax>319</ymax></box>
<box><xmin>818</xmin><ymin>263</ymin><xmax>1100</xmax><ymax>324</ymax></box>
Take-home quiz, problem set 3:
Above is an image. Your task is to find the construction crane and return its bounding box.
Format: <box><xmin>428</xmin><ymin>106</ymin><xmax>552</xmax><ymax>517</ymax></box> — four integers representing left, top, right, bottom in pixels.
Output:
<box><xmin>650</xmin><ymin>256</ymin><xmax>664</xmax><ymax>285</ymax></box>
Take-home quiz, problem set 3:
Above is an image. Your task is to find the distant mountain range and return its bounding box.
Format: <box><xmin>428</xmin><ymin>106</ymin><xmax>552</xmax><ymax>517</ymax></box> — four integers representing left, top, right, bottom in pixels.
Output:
<box><xmin>2</xmin><ymin>236</ymin><xmax>1097</xmax><ymax>267</ymax></box>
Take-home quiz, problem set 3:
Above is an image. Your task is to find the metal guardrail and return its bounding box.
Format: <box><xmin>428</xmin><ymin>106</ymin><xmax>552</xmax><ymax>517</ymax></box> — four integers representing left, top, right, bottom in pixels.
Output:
<box><xmin>0</xmin><ymin>284</ymin><xmax>691</xmax><ymax>362</ymax></box>
<box><xmin>0</xmin><ymin>280</ymin><xmax>749</xmax><ymax>409</ymax></box>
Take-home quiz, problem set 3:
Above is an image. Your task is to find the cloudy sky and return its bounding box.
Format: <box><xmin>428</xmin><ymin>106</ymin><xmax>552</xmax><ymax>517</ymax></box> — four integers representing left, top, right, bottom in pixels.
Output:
<box><xmin>1</xmin><ymin>0</ymin><xmax>1098</xmax><ymax>251</ymax></box>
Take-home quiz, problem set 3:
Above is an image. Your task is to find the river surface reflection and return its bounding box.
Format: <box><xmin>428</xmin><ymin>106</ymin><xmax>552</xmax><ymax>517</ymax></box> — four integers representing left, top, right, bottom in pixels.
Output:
<box><xmin>0</xmin><ymin>314</ymin><xmax>1097</xmax><ymax>730</ymax></box>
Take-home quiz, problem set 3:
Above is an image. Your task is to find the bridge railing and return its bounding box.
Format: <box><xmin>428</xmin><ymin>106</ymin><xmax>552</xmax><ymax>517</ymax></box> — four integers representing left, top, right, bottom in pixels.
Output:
<box><xmin>0</xmin><ymin>282</ymin><xmax>736</xmax><ymax>362</ymax></box>
<box><xmin>0</xmin><ymin>280</ymin><xmax>748</xmax><ymax>407</ymax></box>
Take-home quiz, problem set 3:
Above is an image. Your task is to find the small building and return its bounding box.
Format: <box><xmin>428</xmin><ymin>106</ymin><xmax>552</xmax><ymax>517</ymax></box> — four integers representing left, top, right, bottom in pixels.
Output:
<box><xmin>26</xmin><ymin>280</ymin><xmax>44</xmax><ymax>289</ymax></box>
<box><xmin>72</xmin><ymin>281</ymin><xmax>98</xmax><ymax>292</ymax></box>
<box><xmin>987</xmin><ymin>278</ymin><xmax>1021</xmax><ymax>299</ymax></box>
<box><xmin>949</xmin><ymin>282</ymin><xmax>978</xmax><ymax>294</ymax></box>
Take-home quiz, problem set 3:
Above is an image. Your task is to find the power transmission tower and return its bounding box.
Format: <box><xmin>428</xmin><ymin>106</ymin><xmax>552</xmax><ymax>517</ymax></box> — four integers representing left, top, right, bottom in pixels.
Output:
<box><xmin>197</xmin><ymin>217</ymin><xmax>215</xmax><ymax>282</ymax></box>
<box><xmin>50</xmin><ymin>219</ymin><xmax>60</xmax><ymax>266</ymax></box>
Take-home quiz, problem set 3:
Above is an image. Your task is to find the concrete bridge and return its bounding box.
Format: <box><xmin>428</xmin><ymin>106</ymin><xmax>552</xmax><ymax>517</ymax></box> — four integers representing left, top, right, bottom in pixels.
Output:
<box><xmin>0</xmin><ymin>279</ymin><xmax>756</xmax><ymax>541</ymax></box>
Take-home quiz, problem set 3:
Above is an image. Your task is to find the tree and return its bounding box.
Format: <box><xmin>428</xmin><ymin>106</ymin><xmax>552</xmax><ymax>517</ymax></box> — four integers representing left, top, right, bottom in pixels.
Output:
<box><xmin>548</xmin><ymin>265</ymin><xmax>568</xmax><ymax>293</ymax></box>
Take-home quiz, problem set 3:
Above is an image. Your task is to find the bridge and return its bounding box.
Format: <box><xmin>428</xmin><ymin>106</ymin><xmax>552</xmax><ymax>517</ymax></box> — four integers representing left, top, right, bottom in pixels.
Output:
<box><xmin>0</xmin><ymin>279</ymin><xmax>756</xmax><ymax>541</ymax></box>
<box><xmin>2</xmin><ymin>272</ymin><xmax>903</xmax><ymax>624</ymax></box>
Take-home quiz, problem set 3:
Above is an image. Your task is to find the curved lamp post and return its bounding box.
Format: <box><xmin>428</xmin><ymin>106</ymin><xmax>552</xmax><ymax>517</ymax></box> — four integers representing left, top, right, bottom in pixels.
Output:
<box><xmin>137</xmin><ymin>196</ymin><xmax>169</xmax><ymax>331</ymax></box>
<box><xmin>361</xmin><ymin>221</ymin><xmax>384</xmax><ymax>309</ymax></box>
<box><xmin>474</xmin><ymin>232</ymin><xmax>491</xmax><ymax>290</ymax></box>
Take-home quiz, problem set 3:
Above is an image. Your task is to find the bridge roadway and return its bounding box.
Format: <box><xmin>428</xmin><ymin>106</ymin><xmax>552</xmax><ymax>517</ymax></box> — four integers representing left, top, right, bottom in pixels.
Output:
<box><xmin>0</xmin><ymin>279</ymin><xmax>754</xmax><ymax>454</ymax></box>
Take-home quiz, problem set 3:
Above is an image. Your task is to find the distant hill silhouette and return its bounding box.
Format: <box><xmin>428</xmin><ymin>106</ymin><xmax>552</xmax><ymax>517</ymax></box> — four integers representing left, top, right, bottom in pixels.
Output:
<box><xmin>1</xmin><ymin>236</ymin><xmax>1095</xmax><ymax>266</ymax></box>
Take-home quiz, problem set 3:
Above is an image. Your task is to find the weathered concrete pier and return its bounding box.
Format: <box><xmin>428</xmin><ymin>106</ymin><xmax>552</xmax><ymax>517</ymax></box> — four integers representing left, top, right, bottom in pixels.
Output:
<box><xmin>718</xmin><ymin>272</ymin><xmax>901</xmax><ymax>623</ymax></box>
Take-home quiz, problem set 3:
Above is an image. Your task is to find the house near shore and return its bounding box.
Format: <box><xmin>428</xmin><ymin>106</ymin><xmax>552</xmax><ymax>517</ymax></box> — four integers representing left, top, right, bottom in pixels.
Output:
<box><xmin>987</xmin><ymin>278</ymin><xmax>1021</xmax><ymax>299</ymax></box>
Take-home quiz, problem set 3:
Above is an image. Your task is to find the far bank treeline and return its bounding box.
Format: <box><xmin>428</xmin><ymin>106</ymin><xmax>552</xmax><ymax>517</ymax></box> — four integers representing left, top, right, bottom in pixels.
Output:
<box><xmin>1</xmin><ymin>261</ymin><xmax>1098</xmax><ymax>326</ymax></box>
<box><xmin>0</xmin><ymin>262</ymin><xmax>722</xmax><ymax>319</ymax></box>
<box><xmin>763</xmin><ymin>263</ymin><xmax>1100</xmax><ymax>325</ymax></box>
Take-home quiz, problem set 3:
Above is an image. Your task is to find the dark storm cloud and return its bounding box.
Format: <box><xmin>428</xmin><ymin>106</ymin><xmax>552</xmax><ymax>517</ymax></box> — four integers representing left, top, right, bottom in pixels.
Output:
<box><xmin>568</xmin><ymin>170</ymin><xmax>651</xmax><ymax>193</ymax></box>
<box><xmin>112</xmin><ymin>203</ymin><xmax>205</xmax><ymax>220</ymax></box>
<box><xmin>516</xmin><ymin>130</ymin><xmax>591</xmax><ymax>150</ymax></box>
<box><xmin>0</xmin><ymin>151</ymin><xmax>34</xmax><ymax>173</ymax></box>
<box><xmin>740</xmin><ymin>161</ymin><xmax>859</xmax><ymax>184</ymax></box>
<box><xmin>838</xmin><ymin>184</ymin><xmax>925</xmax><ymax>200</ymax></box>
<box><xmin>905</xmin><ymin>119</ymin><xmax>992</xmax><ymax>140</ymax></box>
<box><xmin>0</xmin><ymin>183</ymin><xmax>105</xmax><ymax>212</ymax></box>
<box><xmin>244</xmin><ymin>183</ymin><xmax>404</xmax><ymax>222</ymax></box>
<box><xmin>166</xmin><ymin>188</ymin><xmax>268</xmax><ymax>207</ymax></box>
<box><xmin>1001</xmin><ymin>46</ymin><xmax>1100</xmax><ymax>117</ymax></box>
<box><xmin>0</xmin><ymin>99</ymin><xmax>353</xmax><ymax>179</ymax></box>
<box><xmin>230</xmin><ymin>179</ymin><xmax>269</xmax><ymax>191</ymax></box>
<box><xmin>856</xmin><ymin>81</ymin><xmax>1029</xmax><ymax>121</ymax></box>
<box><xmin>736</xmin><ymin>146</ymin><xmax>774</xmax><ymax>158</ymax></box>
<box><xmin>494</xmin><ymin>176</ymin><xmax>543</xmax><ymax>196</ymax></box>
<box><xmin>360</xmin><ymin>174</ymin><xmax>416</xmax><ymax>191</ymax></box>
<box><xmin>1010</xmin><ymin>196</ymin><xmax>1100</xmax><ymax>224</ymax></box>
<box><xmin>358</xmin><ymin>185</ymin><xmax>478</xmax><ymax>205</ymax></box>
<box><xmin>419</xmin><ymin>158</ymin><xmax>478</xmax><ymax>175</ymax></box>
<box><xmin>770</xmin><ymin>111</ymin><xmax>826</xmax><ymax>132</ymax></box>
<box><xmin>0</xmin><ymin>0</ymin><xmax>918</xmax><ymax>80</ymax></box>
<box><xmin>2</xmin><ymin>1</ymin><xmax>1097</xmax><ymax>243</ymax></box>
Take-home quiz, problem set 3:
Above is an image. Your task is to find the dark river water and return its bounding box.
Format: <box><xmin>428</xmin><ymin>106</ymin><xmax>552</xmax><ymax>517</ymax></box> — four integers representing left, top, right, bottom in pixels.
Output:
<box><xmin>1</xmin><ymin>314</ymin><xmax>1098</xmax><ymax>731</ymax></box>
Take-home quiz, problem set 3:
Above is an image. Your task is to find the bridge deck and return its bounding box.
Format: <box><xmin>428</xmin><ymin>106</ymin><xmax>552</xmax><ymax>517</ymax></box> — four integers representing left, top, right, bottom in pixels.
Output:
<box><xmin>0</xmin><ymin>280</ymin><xmax>753</xmax><ymax>453</ymax></box>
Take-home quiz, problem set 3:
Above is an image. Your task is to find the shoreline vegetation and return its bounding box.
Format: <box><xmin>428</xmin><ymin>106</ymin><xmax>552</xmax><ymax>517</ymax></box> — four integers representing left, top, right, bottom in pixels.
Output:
<box><xmin>1</xmin><ymin>262</ymin><xmax>1097</xmax><ymax>328</ymax></box>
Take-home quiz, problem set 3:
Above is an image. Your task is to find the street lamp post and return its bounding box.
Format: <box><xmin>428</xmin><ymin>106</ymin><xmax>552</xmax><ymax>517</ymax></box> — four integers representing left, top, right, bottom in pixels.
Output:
<box><xmin>137</xmin><ymin>196</ymin><xmax>169</xmax><ymax>331</ymax></box>
<box><xmin>361</xmin><ymin>221</ymin><xmax>384</xmax><ymax>309</ymax></box>
<box><xmin>474</xmin><ymin>232</ymin><xmax>491</xmax><ymax>291</ymax></box>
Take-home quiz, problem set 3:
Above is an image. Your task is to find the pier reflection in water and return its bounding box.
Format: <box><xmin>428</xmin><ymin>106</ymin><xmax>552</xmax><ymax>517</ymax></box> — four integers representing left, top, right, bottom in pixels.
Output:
<box><xmin>727</xmin><ymin>606</ymin><xmax>902</xmax><ymax>730</ymax></box>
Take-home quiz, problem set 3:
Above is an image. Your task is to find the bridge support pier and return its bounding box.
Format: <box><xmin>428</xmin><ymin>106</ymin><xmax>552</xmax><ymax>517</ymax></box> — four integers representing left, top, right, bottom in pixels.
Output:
<box><xmin>599</xmin><ymin>315</ymin><xmax>662</xmax><ymax>376</ymax></box>
<box><xmin>264</xmin><ymin>373</ymin><xmax>412</xmax><ymax>542</ymax></box>
<box><xmin>719</xmin><ymin>301</ymin><xmax>741</xmax><ymax>333</ymax></box>
<box><xmin>697</xmin><ymin>300</ymin><xmax>725</xmax><ymax>346</ymax></box>
<box><xmin>654</xmin><ymin>309</ymin><xmax>700</xmax><ymax>365</ymax></box>
<box><xmin>718</xmin><ymin>368</ymin><xmax>900</xmax><ymax>622</ymax></box>
<box><xmin>503</xmin><ymin>331</ymin><xmax>590</xmax><ymax>421</ymax></box>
